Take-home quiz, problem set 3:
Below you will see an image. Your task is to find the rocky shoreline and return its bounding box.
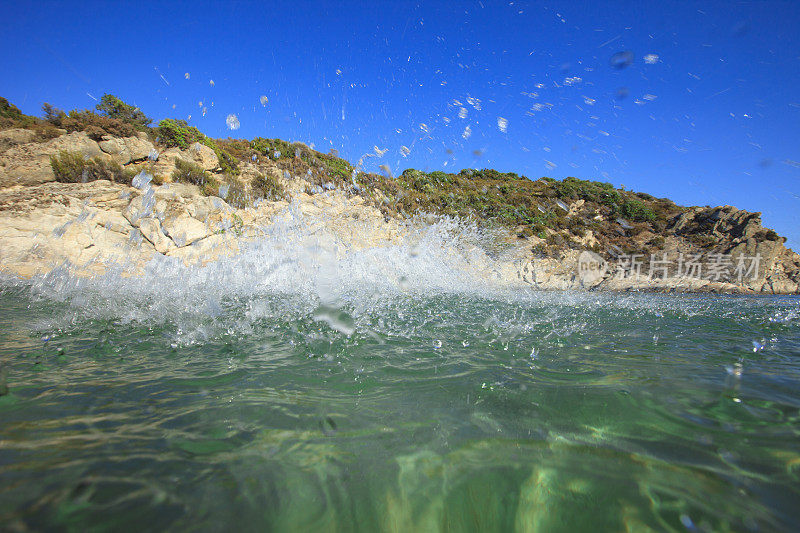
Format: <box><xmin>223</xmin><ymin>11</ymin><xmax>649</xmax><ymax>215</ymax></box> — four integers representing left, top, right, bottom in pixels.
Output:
<box><xmin>1</xmin><ymin>99</ymin><xmax>798</xmax><ymax>294</ymax></box>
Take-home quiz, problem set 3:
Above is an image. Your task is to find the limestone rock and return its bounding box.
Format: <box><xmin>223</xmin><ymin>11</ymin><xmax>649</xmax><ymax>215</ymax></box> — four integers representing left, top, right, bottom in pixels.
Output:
<box><xmin>162</xmin><ymin>215</ymin><xmax>209</xmax><ymax>247</ymax></box>
<box><xmin>0</xmin><ymin>132</ymin><xmax>102</xmax><ymax>187</ymax></box>
<box><xmin>150</xmin><ymin>144</ymin><xmax>219</xmax><ymax>181</ymax></box>
<box><xmin>188</xmin><ymin>142</ymin><xmax>219</xmax><ymax>170</ymax></box>
<box><xmin>98</xmin><ymin>135</ymin><xmax>154</xmax><ymax>165</ymax></box>
<box><xmin>0</xmin><ymin>128</ymin><xmax>38</xmax><ymax>154</ymax></box>
<box><xmin>139</xmin><ymin>217</ymin><xmax>175</xmax><ymax>254</ymax></box>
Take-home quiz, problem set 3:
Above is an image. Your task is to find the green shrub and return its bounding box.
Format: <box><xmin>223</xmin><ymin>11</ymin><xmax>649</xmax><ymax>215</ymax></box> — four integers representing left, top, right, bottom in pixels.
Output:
<box><xmin>172</xmin><ymin>158</ymin><xmax>209</xmax><ymax>186</ymax></box>
<box><xmin>49</xmin><ymin>151</ymin><xmax>86</xmax><ymax>182</ymax></box>
<box><xmin>251</xmin><ymin>137</ymin><xmax>294</xmax><ymax>159</ymax></box>
<box><xmin>619</xmin><ymin>200</ymin><xmax>656</xmax><ymax>222</ymax></box>
<box><xmin>156</xmin><ymin>122</ymin><xmax>238</xmax><ymax>175</ymax></box>
<box><xmin>50</xmin><ymin>150</ymin><xmax>137</xmax><ymax>184</ymax></box>
<box><xmin>95</xmin><ymin>94</ymin><xmax>151</xmax><ymax>127</ymax></box>
<box><xmin>252</xmin><ymin>172</ymin><xmax>286</xmax><ymax>201</ymax></box>
<box><xmin>205</xmin><ymin>138</ymin><xmax>239</xmax><ymax>175</ymax></box>
<box><xmin>221</xmin><ymin>179</ymin><xmax>251</xmax><ymax>208</ymax></box>
<box><xmin>157</xmin><ymin>119</ymin><xmax>204</xmax><ymax>149</ymax></box>
<box><xmin>319</xmin><ymin>154</ymin><xmax>353</xmax><ymax>180</ymax></box>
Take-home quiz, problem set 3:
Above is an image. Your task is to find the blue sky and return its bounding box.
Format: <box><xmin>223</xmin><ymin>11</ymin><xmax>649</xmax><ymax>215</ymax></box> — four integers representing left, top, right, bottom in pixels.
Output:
<box><xmin>2</xmin><ymin>1</ymin><xmax>799</xmax><ymax>247</ymax></box>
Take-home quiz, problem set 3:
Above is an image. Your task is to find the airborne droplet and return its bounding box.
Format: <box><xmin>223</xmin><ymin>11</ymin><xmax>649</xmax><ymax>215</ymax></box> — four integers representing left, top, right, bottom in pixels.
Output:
<box><xmin>643</xmin><ymin>53</ymin><xmax>660</xmax><ymax>64</ymax></box>
<box><xmin>610</xmin><ymin>50</ymin><xmax>634</xmax><ymax>69</ymax></box>
<box><xmin>497</xmin><ymin>117</ymin><xmax>508</xmax><ymax>133</ymax></box>
<box><xmin>226</xmin><ymin>114</ymin><xmax>240</xmax><ymax>130</ymax></box>
<box><xmin>259</xmin><ymin>95</ymin><xmax>269</xmax><ymax>106</ymax></box>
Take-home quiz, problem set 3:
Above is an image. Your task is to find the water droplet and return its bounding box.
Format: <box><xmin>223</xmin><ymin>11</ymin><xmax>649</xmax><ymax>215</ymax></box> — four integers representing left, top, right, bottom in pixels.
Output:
<box><xmin>462</xmin><ymin>126</ymin><xmax>472</xmax><ymax>140</ymax></box>
<box><xmin>643</xmin><ymin>53</ymin><xmax>660</xmax><ymax>64</ymax></box>
<box><xmin>184</xmin><ymin>72</ymin><xmax>190</xmax><ymax>79</ymax></box>
<box><xmin>610</xmin><ymin>50</ymin><xmax>634</xmax><ymax>69</ymax></box>
<box><xmin>497</xmin><ymin>117</ymin><xmax>508</xmax><ymax>133</ymax></box>
<box><xmin>433</xmin><ymin>339</ymin><xmax>442</xmax><ymax>349</ymax></box>
<box><xmin>726</xmin><ymin>363</ymin><xmax>743</xmax><ymax>377</ymax></box>
<box><xmin>132</xmin><ymin>171</ymin><xmax>153</xmax><ymax>190</ymax></box>
<box><xmin>226</xmin><ymin>114</ymin><xmax>240</xmax><ymax>130</ymax></box>
<box><xmin>209</xmin><ymin>79</ymin><xmax>215</xmax><ymax>87</ymax></box>
<box><xmin>259</xmin><ymin>95</ymin><xmax>269</xmax><ymax>106</ymax></box>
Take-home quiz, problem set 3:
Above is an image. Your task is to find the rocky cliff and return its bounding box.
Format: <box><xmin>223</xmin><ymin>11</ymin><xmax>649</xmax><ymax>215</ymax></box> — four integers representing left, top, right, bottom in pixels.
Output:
<box><xmin>0</xmin><ymin>96</ymin><xmax>798</xmax><ymax>294</ymax></box>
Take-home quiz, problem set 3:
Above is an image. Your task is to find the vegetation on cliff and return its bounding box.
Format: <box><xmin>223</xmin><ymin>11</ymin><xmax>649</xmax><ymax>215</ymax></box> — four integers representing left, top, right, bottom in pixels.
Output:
<box><xmin>50</xmin><ymin>150</ymin><xmax>136</xmax><ymax>185</ymax></box>
<box><xmin>3</xmin><ymin>95</ymin><xmax>788</xmax><ymax>261</ymax></box>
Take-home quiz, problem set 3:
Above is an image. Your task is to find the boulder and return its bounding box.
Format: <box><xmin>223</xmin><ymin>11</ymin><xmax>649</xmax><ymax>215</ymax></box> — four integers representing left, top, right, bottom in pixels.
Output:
<box><xmin>150</xmin><ymin>144</ymin><xmax>219</xmax><ymax>181</ymax></box>
<box><xmin>0</xmin><ymin>128</ymin><xmax>38</xmax><ymax>154</ymax></box>
<box><xmin>188</xmin><ymin>142</ymin><xmax>219</xmax><ymax>170</ymax></box>
<box><xmin>139</xmin><ymin>217</ymin><xmax>175</xmax><ymax>254</ymax></box>
<box><xmin>98</xmin><ymin>135</ymin><xmax>155</xmax><ymax>165</ymax></box>
<box><xmin>161</xmin><ymin>214</ymin><xmax>209</xmax><ymax>247</ymax></box>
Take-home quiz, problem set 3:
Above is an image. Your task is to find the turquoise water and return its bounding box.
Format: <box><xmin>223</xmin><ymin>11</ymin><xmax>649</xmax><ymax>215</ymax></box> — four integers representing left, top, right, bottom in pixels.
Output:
<box><xmin>1</xmin><ymin>272</ymin><xmax>799</xmax><ymax>531</ymax></box>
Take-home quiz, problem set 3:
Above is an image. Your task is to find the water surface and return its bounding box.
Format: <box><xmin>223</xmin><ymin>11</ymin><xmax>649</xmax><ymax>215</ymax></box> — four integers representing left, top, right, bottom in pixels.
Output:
<box><xmin>1</xmin><ymin>232</ymin><xmax>799</xmax><ymax>531</ymax></box>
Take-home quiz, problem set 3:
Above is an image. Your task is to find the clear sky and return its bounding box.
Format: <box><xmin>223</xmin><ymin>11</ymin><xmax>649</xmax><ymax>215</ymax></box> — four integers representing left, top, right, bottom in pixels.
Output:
<box><xmin>1</xmin><ymin>1</ymin><xmax>799</xmax><ymax>247</ymax></box>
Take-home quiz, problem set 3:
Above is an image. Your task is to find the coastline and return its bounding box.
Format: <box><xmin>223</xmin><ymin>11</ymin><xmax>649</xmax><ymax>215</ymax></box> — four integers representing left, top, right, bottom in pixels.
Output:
<box><xmin>1</xmin><ymin>96</ymin><xmax>798</xmax><ymax>294</ymax></box>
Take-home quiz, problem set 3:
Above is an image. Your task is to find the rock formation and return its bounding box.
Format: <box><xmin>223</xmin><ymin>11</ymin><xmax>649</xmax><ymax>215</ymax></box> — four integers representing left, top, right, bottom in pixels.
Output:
<box><xmin>1</xmin><ymin>98</ymin><xmax>798</xmax><ymax>294</ymax></box>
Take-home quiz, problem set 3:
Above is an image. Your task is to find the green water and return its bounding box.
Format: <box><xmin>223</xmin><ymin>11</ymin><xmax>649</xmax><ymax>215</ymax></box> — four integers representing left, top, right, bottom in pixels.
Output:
<box><xmin>1</xmin><ymin>286</ymin><xmax>799</xmax><ymax>532</ymax></box>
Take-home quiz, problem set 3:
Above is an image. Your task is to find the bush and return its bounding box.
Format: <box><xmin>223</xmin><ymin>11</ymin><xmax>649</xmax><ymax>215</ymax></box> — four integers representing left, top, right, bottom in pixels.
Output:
<box><xmin>0</xmin><ymin>98</ymin><xmax>60</xmax><ymax>139</ymax></box>
<box><xmin>172</xmin><ymin>158</ymin><xmax>209</xmax><ymax>186</ymax></box>
<box><xmin>58</xmin><ymin>110</ymin><xmax>139</xmax><ymax>140</ymax></box>
<box><xmin>156</xmin><ymin>121</ymin><xmax>238</xmax><ymax>175</ymax></box>
<box><xmin>222</xmin><ymin>180</ymin><xmax>251</xmax><ymax>208</ymax></box>
<box><xmin>42</xmin><ymin>95</ymin><xmax>151</xmax><ymax>140</ymax></box>
<box><xmin>157</xmin><ymin>119</ymin><xmax>204</xmax><ymax>149</ymax></box>
<box><xmin>49</xmin><ymin>150</ymin><xmax>85</xmax><ymax>182</ymax></box>
<box><xmin>252</xmin><ymin>172</ymin><xmax>286</xmax><ymax>201</ymax></box>
<box><xmin>95</xmin><ymin>94</ymin><xmax>151</xmax><ymax>127</ymax></box>
<box><xmin>619</xmin><ymin>200</ymin><xmax>656</xmax><ymax>223</ymax></box>
<box><xmin>319</xmin><ymin>154</ymin><xmax>353</xmax><ymax>180</ymax></box>
<box><xmin>50</xmin><ymin>150</ymin><xmax>137</xmax><ymax>184</ymax></box>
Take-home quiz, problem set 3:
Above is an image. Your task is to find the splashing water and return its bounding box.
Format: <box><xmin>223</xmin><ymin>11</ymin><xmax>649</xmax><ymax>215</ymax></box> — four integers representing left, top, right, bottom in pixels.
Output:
<box><xmin>1</xmin><ymin>204</ymin><xmax>799</xmax><ymax>532</ymax></box>
<box><xmin>226</xmin><ymin>114</ymin><xmax>240</xmax><ymax>130</ymax></box>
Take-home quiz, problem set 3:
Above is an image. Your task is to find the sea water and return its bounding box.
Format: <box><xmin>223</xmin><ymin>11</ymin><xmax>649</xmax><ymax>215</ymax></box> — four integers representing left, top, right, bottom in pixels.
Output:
<box><xmin>0</xmin><ymin>217</ymin><xmax>799</xmax><ymax>532</ymax></box>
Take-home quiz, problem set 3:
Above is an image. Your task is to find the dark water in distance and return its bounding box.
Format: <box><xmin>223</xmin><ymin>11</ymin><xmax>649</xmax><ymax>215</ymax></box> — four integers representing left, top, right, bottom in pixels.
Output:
<box><xmin>1</xmin><ymin>283</ymin><xmax>799</xmax><ymax>532</ymax></box>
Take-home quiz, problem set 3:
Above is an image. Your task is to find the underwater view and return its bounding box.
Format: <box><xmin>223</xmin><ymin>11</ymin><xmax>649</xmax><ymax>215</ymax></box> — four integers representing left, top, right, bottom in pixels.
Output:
<box><xmin>2</xmin><ymin>0</ymin><xmax>800</xmax><ymax>531</ymax></box>
<box><xmin>1</xmin><ymin>230</ymin><xmax>799</xmax><ymax>531</ymax></box>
